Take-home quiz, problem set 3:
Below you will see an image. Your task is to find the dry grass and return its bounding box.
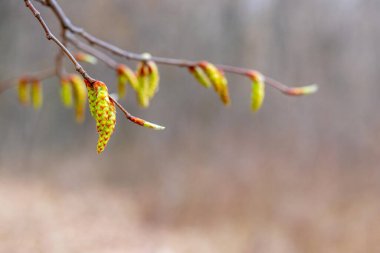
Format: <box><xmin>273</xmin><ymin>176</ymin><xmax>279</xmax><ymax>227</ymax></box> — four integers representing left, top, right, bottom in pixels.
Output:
<box><xmin>0</xmin><ymin>166</ymin><xmax>380</xmax><ymax>253</ymax></box>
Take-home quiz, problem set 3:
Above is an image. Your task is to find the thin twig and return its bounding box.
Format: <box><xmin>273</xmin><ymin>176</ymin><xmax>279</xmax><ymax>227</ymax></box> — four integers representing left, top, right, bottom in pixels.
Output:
<box><xmin>67</xmin><ymin>34</ymin><xmax>118</xmax><ymax>69</ymax></box>
<box><xmin>55</xmin><ymin>29</ymin><xmax>67</xmax><ymax>78</ymax></box>
<box><xmin>24</xmin><ymin>0</ymin><xmax>95</xmax><ymax>83</ymax></box>
<box><xmin>109</xmin><ymin>96</ymin><xmax>165</xmax><ymax>130</ymax></box>
<box><xmin>0</xmin><ymin>68</ymin><xmax>56</xmax><ymax>94</ymax></box>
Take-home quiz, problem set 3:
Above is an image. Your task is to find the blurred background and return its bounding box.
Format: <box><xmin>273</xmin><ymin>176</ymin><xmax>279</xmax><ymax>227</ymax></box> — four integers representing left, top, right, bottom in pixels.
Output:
<box><xmin>1</xmin><ymin>0</ymin><xmax>380</xmax><ymax>252</ymax></box>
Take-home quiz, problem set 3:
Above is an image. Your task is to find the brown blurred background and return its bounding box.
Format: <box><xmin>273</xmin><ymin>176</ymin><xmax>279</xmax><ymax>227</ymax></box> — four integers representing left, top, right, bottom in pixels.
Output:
<box><xmin>1</xmin><ymin>0</ymin><xmax>380</xmax><ymax>252</ymax></box>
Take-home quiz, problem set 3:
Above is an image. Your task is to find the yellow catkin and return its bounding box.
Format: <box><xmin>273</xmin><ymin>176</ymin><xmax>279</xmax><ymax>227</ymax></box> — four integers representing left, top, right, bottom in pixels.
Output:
<box><xmin>196</xmin><ymin>62</ymin><xmax>230</xmax><ymax>105</ymax></box>
<box><xmin>147</xmin><ymin>61</ymin><xmax>160</xmax><ymax>99</ymax></box>
<box><xmin>116</xmin><ymin>64</ymin><xmax>140</xmax><ymax>99</ymax></box>
<box><xmin>125</xmin><ymin>68</ymin><xmax>139</xmax><ymax>91</ymax></box>
<box><xmin>97</xmin><ymin>101</ymin><xmax>116</xmax><ymax>153</ymax></box>
<box><xmin>117</xmin><ymin>74</ymin><xmax>127</xmax><ymax>99</ymax></box>
<box><xmin>198</xmin><ymin>61</ymin><xmax>224</xmax><ymax>93</ymax></box>
<box><xmin>60</xmin><ymin>78</ymin><xmax>73</xmax><ymax>108</ymax></box>
<box><xmin>248</xmin><ymin>71</ymin><xmax>265</xmax><ymax>112</ymax></box>
<box><xmin>189</xmin><ymin>66</ymin><xmax>212</xmax><ymax>88</ymax></box>
<box><xmin>70</xmin><ymin>75</ymin><xmax>87</xmax><ymax>123</ymax></box>
<box><xmin>136</xmin><ymin>62</ymin><xmax>151</xmax><ymax>108</ymax></box>
<box><xmin>84</xmin><ymin>79</ymin><xmax>98</xmax><ymax>120</ymax></box>
<box><xmin>93</xmin><ymin>81</ymin><xmax>116</xmax><ymax>153</ymax></box>
<box><xmin>31</xmin><ymin>80</ymin><xmax>43</xmax><ymax>110</ymax></box>
<box><xmin>17</xmin><ymin>78</ymin><xmax>29</xmax><ymax>105</ymax></box>
<box><xmin>218</xmin><ymin>73</ymin><xmax>231</xmax><ymax>106</ymax></box>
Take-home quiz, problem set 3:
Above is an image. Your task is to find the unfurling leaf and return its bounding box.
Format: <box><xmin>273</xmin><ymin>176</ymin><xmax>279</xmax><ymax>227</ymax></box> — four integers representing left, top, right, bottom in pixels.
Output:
<box><xmin>135</xmin><ymin>53</ymin><xmax>160</xmax><ymax>108</ymax></box>
<box><xmin>74</xmin><ymin>52</ymin><xmax>98</xmax><ymax>65</ymax></box>
<box><xmin>91</xmin><ymin>81</ymin><xmax>116</xmax><ymax>154</ymax></box>
<box><xmin>127</xmin><ymin>115</ymin><xmax>166</xmax><ymax>130</ymax></box>
<box><xmin>69</xmin><ymin>75</ymin><xmax>87</xmax><ymax>123</ymax></box>
<box><xmin>247</xmin><ymin>71</ymin><xmax>265</xmax><ymax>112</ymax></box>
<box><xmin>142</xmin><ymin>120</ymin><xmax>166</xmax><ymax>130</ymax></box>
<box><xmin>188</xmin><ymin>66</ymin><xmax>212</xmax><ymax>88</ymax></box>
<box><xmin>31</xmin><ymin>80</ymin><xmax>43</xmax><ymax>110</ymax></box>
<box><xmin>17</xmin><ymin>78</ymin><xmax>29</xmax><ymax>105</ymax></box>
<box><xmin>116</xmin><ymin>64</ymin><xmax>139</xmax><ymax>99</ymax></box>
<box><xmin>60</xmin><ymin>78</ymin><xmax>73</xmax><ymax>108</ymax></box>
<box><xmin>284</xmin><ymin>84</ymin><xmax>318</xmax><ymax>96</ymax></box>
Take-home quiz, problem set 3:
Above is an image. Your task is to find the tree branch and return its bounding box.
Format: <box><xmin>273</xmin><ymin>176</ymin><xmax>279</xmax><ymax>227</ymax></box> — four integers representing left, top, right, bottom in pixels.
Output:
<box><xmin>42</xmin><ymin>0</ymin><xmax>317</xmax><ymax>95</ymax></box>
<box><xmin>55</xmin><ymin>28</ymin><xmax>67</xmax><ymax>78</ymax></box>
<box><xmin>4</xmin><ymin>0</ymin><xmax>317</xmax><ymax>152</ymax></box>
<box><xmin>23</xmin><ymin>0</ymin><xmax>167</xmax><ymax>131</ymax></box>
<box><xmin>24</xmin><ymin>0</ymin><xmax>95</xmax><ymax>83</ymax></box>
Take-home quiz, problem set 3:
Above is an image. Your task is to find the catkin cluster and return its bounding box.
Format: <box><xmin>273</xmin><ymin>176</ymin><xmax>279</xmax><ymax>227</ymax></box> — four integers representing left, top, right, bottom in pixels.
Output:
<box><xmin>189</xmin><ymin>62</ymin><xmax>268</xmax><ymax>112</ymax></box>
<box><xmin>189</xmin><ymin>61</ymin><xmax>231</xmax><ymax>106</ymax></box>
<box><xmin>17</xmin><ymin>78</ymin><xmax>43</xmax><ymax>110</ymax></box>
<box><xmin>116</xmin><ymin>53</ymin><xmax>159</xmax><ymax>108</ymax></box>
<box><xmin>13</xmin><ymin>46</ymin><xmax>316</xmax><ymax>154</ymax></box>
